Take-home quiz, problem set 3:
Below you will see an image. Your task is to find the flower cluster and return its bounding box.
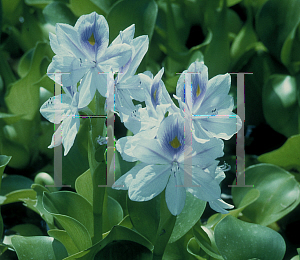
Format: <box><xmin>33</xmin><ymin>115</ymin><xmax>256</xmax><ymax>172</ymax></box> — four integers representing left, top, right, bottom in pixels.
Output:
<box><xmin>41</xmin><ymin>12</ymin><xmax>242</xmax><ymax>216</ymax></box>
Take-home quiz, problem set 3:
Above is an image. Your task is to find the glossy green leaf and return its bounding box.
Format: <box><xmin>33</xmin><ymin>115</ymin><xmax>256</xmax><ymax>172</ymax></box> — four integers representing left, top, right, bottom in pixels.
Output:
<box><xmin>22</xmin><ymin>184</ymin><xmax>55</xmax><ymax>228</ymax></box>
<box><xmin>187</xmin><ymin>237</ymin><xmax>208</xmax><ymax>260</ymax></box>
<box><xmin>262</xmin><ymin>74</ymin><xmax>299</xmax><ymax>137</ymax></box>
<box><xmin>0</xmin><ymin>174</ymin><xmax>33</xmax><ymax>195</ymax></box>
<box><xmin>214</xmin><ymin>216</ymin><xmax>286</xmax><ymax>260</ymax></box>
<box><xmin>5</xmin><ymin>42</ymin><xmax>52</xmax><ymax>120</ymax></box>
<box><xmin>256</xmin><ymin>0</ymin><xmax>300</xmax><ymax>61</ymax></box>
<box><xmin>232</xmin><ymin>164</ymin><xmax>300</xmax><ymax>226</ymax></box>
<box><xmin>127</xmin><ymin>192</ymin><xmax>160</xmax><ymax>244</ymax></box>
<box><xmin>10</xmin><ymin>223</ymin><xmax>43</xmax><ymax>236</ymax></box>
<box><xmin>17</xmin><ymin>47</ymin><xmax>34</xmax><ymax>78</ymax></box>
<box><xmin>230</xmin><ymin>9</ymin><xmax>257</xmax><ymax>66</ymax></box>
<box><xmin>193</xmin><ymin>224</ymin><xmax>223</xmax><ymax>259</ymax></box>
<box><xmin>75</xmin><ymin>169</ymin><xmax>93</xmax><ymax>205</ymax></box>
<box><xmin>42</xmin><ymin>191</ymin><xmax>93</xmax><ymax>238</ymax></box>
<box><xmin>165</xmin><ymin>230</ymin><xmax>198</xmax><ymax>260</ymax></box>
<box><xmin>48</xmin><ymin>229</ymin><xmax>79</xmax><ymax>256</ymax></box>
<box><xmin>107</xmin><ymin>0</ymin><xmax>158</xmax><ymax>42</ymax></box>
<box><xmin>0</xmin><ymin>112</ymin><xmax>22</xmax><ymax>125</ymax></box>
<box><xmin>169</xmin><ymin>192</ymin><xmax>206</xmax><ymax>243</ymax></box>
<box><xmin>11</xmin><ymin>235</ymin><xmax>68</xmax><ymax>260</ymax></box>
<box><xmin>0</xmin><ymin>155</ymin><xmax>11</xmax><ymax>188</ymax></box>
<box><xmin>62</xmin><ymin>225</ymin><xmax>153</xmax><ymax>260</ymax></box>
<box><xmin>204</xmin><ymin>0</ymin><xmax>230</xmax><ymax>77</ymax></box>
<box><xmin>205</xmin><ymin>189</ymin><xmax>260</xmax><ymax>230</ymax></box>
<box><xmin>43</xmin><ymin>2</ymin><xmax>77</xmax><ymax>26</ymax></box>
<box><xmin>89</xmin><ymin>0</ymin><xmax>117</xmax><ymax>15</ymax></box>
<box><xmin>258</xmin><ymin>134</ymin><xmax>300</xmax><ymax>173</ymax></box>
<box><xmin>102</xmin><ymin>196</ymin><xmax>123</xmax><ymax>233</ymax></box>
<box><xmin>281</xmin><ymin>22</ymin><xmax>300</xmax><ymax>74</ymax></box>
<box><xmin>0</xmin><ymin>189</ymin><xmax>36</xmax><ymax>205</ymax></box>
<box><xmin>69</xmin><ymin>0</ymin><xmax>105</xmax><ymax>17</ymax></box>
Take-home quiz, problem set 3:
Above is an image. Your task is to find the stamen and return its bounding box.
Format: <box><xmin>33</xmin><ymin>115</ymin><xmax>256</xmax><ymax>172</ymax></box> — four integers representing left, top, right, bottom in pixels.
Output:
<box><xmin>153</xmin><ymin>89</ymin><xmax>157</xmax><ymax>102</ymax></box>
<box><xmin>169</xmin><ymin>136</ymin><xmax>181</xmax><ymax>149</ymax></box>
<box><xmin>196</xmin><ymin>84</ymin><xmax>201</xmax><ymax>97</ymax></box>
<box><xmin>88</xmin><ymin>33</ymin><xmax>95</xmax><ymax>46</ymax></box>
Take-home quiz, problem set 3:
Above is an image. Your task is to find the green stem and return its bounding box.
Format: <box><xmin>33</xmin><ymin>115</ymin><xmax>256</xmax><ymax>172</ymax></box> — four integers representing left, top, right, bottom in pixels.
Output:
<box><xmin>89</xmin><ymin>92</ymin><xmax>107</xmax><ymax>244</ymax></box>
<box><xmin>152</xmin><ymin>190</ymin><xmax>176</xmax><ymax>260</ymax></box>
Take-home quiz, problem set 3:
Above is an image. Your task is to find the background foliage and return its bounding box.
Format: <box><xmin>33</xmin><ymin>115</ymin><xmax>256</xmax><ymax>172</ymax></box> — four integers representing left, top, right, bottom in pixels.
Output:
<box><xmin>0</xmin><ymin>0</ymin><xmax>300</xmax><ymax>259</ymax></box>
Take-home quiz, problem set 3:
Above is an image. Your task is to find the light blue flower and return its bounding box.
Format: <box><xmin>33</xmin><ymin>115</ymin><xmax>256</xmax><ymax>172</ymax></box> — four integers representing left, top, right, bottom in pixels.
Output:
<box><xmin>113</xmin><ymin>113</ymin><xmax>225</xmax><ymax>216</ymax></box>
<box><xmin>47</xmin><ymin>12</ymin><xmax>132</xmax><ymax>109</ymax></box>
<box><xmin>112</xmin><ymin>24</ymin><xmax>149</xmax><ymax>111</ymax></box>
<box><xmin>175</xmin><ymin>61</ymin><xmax>242</xmax><ymax>141</ymax></box>
<box><xmin>40</xmin><ymin>85</ymin><xmax>80</xmax><ymax>156</ymax></box>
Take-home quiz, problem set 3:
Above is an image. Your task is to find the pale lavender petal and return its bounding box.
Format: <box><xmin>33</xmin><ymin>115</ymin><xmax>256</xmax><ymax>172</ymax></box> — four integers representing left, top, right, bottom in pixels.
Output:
<box><xmin>165</xmin><ymin>171</ymin><xmax>186</xmax><ymax>215</ymax></box>
<box><xmin>40</xmin><ymin>94</ymin><xmax>72</xmax><ymax>124</ymax></box>
<box><xmin>129</xmin><ymin>164</ymin><xmax>171</xmax><ymax>201</ymax></box>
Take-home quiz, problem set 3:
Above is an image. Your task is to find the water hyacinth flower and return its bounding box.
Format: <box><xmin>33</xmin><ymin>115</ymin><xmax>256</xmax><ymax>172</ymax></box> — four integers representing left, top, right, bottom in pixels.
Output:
<box><xmin>40</xmin><ymin>85</ymin><xmax>80</xmax><ymax>156</ymax></box>
<box><xmin>113</xmin><ymin>113</ymin><xmax>226</xmax><ymax>216</ymax></box>
<box><xmin>112</xmin><ymin>24</ymin><xmax>149</xmax><ymax>115</ymax></box>
<box><xmin>175</xmin><ymin>61</ymin><xmax>242</xmax><ymax>141</ymax></box>
<box><xmin>47</xmin><ymin>12</ymin><xmax>132</xmax><ymax>108</ymax></box>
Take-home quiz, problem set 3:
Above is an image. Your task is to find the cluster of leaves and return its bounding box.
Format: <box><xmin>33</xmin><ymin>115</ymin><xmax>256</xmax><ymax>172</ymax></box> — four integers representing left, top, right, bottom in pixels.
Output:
<box><xmin>0</xmin><ymin>0</ymin><xmax>300</xmax><ymax>259</ymax></box>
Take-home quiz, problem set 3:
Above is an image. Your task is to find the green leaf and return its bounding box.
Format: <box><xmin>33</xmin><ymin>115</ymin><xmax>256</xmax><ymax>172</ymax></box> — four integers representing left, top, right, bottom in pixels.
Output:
<box><xmin>169</xmin><ymin>192</ymin><xmax>206</xmax><ymax>243</ymax></box>
<box><xmin>102</xmin><ymin>196</ymin><xmax>123</xmax><ymax>233</ymax></box>
<box><xmin>262</xmin><ymin>74</ymin><xmax>299</xmax><ymax>137</ymax></box>
<box><xmin>227</xmin><ymin>0</ymin><xmax>242</xmax><ymax>7</ymax></box>
<box><xmin>258</xmin><ymin>134</ymin><xmax>300</xmax><ymax>173</ymax></box>
<box><xmin>204</xmin><ymin>0</ymin><xmax>230</xmax><ymax>77</ymax></box>
<box><xmin>232</xmin><ymin>164</ymin><xmax>300</xmax><ymax>226</ymax></box>
<box><xmin>0</xmin><ymin>189</ymin><xmax>36</xmax><ymax>205</ymax></box>
<box><xmin>10</xmin><ymin>223</ymin><xmax>43</xmax><ymax>236</ymax></box>
<box><xmin>62</xmin><ymin>225</ymin><xmax>153</xmax><ymax>260</ymax></box>
<box><xmin>281</xmin><ymin>23</ymin><xmax>300</xmax><ymax>74</ymax></box>
<box><xmin>75</xmin><ymin>169</ymin><xmax>93</xmax><ymax>205</ymax></box>
<box><xmin>205</xmin><ymin>189</ymin><xmax>260</xmax><ymax>230</ymax></box>
<box><xmin>0</xmin><ymin>155</ymin><xmax>11</xmax><ymax>189</ymax></box>
<box><xmin>214</xmin><ymin>215</ymin><xmax>286</xmax><ymax>260</ymax></box>
<box><xmin>48</xmin><ymin>229</ymin><xmax>80</xmax><ymax>256</ymax></box>
<box><xmin>256</xmin><ymin>0</ymin><xmax>300</xmax><ymax>61</ymax></box>
<box><xmin>127</xmin><ymin>193</ymin><xmax>160</xmax><ymax>244</ymax></box>
<box><xmin>11</xmin><ymin>235</ymin><xmax>68</xmax><ymax>260</ymax></box>
<box><xmin>42</xmin><ymin>191</ymin><xmax>93</xmax><ymax>238</ymax></box>
<box><xmin>230</xmin><ymin>9</ymin><xmax>257</xmax><ymax>66</ymax></box>
<box><xmin>193</xmin><ymin>224</ymin><xmax>223</xmax><ymax>259</ymax></box>
<box><xmin>5</xmin><ymin>42</ymin><xmax>52</xmax><ymax>120</ymax></box>
<box><xmin>69</xmin><ymin>0</ymin><xmax>106</xmax><ymax>17</ymax></box>
<box><xmin>107</xmin><ymin>0</ymin><xmax>158</xmax><ymax>42</ymax></box>
<box><xmin>0</xmin><ymin>174</ymin><xmax>33</xmax><ymax>195</ymax></box>
<box><xmin>90</xmin><ymin>0</ymin><xmax>118</xmax><ymax>15</ymax></box>
<box><xmin>43</xmin><ymin>2</ymin><xmax>77</xmax><ymax>26</ymax></box>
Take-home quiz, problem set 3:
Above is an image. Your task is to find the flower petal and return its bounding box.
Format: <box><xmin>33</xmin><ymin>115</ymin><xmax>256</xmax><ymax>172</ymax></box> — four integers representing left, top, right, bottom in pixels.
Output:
<box><xmin>76</xmin><ymin>12</ymin><xmax>109</xmax><ymax>60</ymax></box>
<box><xmin>112</xmin><ymin>162</ymin><xmax>147</xmax><ymax>190</ymax></box>
<box><xmin>77</xmin><ymin>69</ymin><xmax>98</xmax><ymax>108</ymax></box>
<box><xmin>56</xmin><ymin>23</ymin><xmax>87</xmax><ymax>60</ymax></box>
<box><xmin>40</xmin><ymin>94</ymin><xmax>72</xmax><ymax>124</ymax></box>
<box><xmin>61</xmin><ymin>114</ymin><xmax>80</xmax><ymax>155</ymax></box>
<box><xmin>193</xmin><ymin>110</ymin><xmax>242</xmax><ymax>140</ymax></box>
<box><xmin>182</xmin><ymin>165</ymin><xmax>221</xmax><ymax>201</ymax></box>
<box><xmin>165</xmin><ymin>171</ymin><xmax>186</xmax><ymax>215</ymax></box>
<box><xmin>98</xmin><ymin>43</ymin><xmax>132</xmax><ymax>70</ymax></box>
<box><xmin>128</xmin><ymin>164</ymin><xmax>171</xmax><ymax>201</ymax></box>
<box><xmin>133</xmin><ymin>138</ymin><xmax>173</xmax><ymax>164</ymax></box>
<box><xmin>209</xmin><ymin>199</ymin><xmax>234</xmax><ymax>214</ymax></box>
<box><xmin>48</xmin><ymin>123</ymin><xmax>62</xmax><ymax>148</ymax></box>
<box><xmin>47</xmin><ymin>56</ymin><xmax>88</xmax><ymax>87</ymax></box>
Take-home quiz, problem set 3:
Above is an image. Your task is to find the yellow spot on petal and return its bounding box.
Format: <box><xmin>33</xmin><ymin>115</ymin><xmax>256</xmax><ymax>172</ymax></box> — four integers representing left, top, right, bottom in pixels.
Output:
<box><xmin>153</xmin><ymin>89</ymin><xmax>157</xmax><ymax>101</ymax></box>
<box><xmin>169</xmin><ymin>136</ymin><xmax>181</xmax><ymax>149</ymax></box>
<box><xmin>196</xmin><ymin>84</ymin><xmax>201</xmax><ymax>97</ymax></box>
<box><xmin>89</xmin><ymin>33</ymin><xmax>95</xmax><ymax>46</ymax></box>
